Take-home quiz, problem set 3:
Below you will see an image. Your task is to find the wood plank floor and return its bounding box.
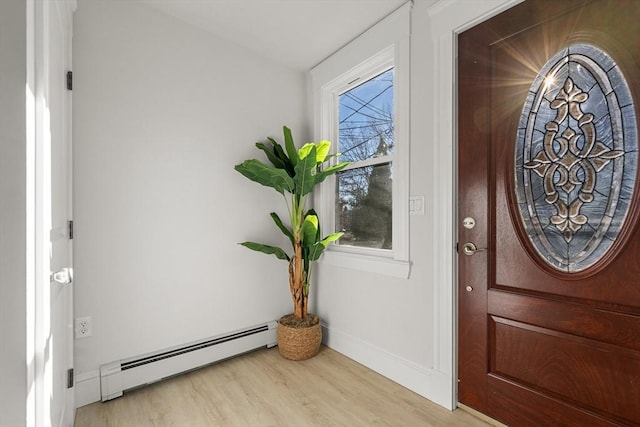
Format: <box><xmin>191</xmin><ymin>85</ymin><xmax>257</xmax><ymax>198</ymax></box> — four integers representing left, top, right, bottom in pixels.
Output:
<box><xmin>75</xmin><ymin>346</ymin><xmax>491</xmax><ymax>426</ymax></box>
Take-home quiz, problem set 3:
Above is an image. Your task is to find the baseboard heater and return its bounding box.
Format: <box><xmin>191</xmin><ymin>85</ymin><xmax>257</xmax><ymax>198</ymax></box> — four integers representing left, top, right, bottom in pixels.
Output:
<box><xmin>99</xmin><ymin>320</ymin><xmax>278</xmax><ymax>401</ymax></box>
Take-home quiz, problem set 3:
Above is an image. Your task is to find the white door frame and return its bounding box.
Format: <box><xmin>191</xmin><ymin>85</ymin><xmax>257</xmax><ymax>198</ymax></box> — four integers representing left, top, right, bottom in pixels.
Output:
<box><xmin>27</xmin><ymin>0</ymin><xmax>77</xmax><ymax>425</ymax></box>
<box><xmin>425</xmin><ymin>0</ymin><xmax>522</xmax><ymax>410</ymax></box>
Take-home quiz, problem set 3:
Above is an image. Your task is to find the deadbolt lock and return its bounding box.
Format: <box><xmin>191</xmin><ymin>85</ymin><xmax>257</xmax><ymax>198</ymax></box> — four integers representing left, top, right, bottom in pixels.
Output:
<box><xmin>462</xmin><ymin>217</ymin><xmax>476</xmax><ymax>229</ymax></box>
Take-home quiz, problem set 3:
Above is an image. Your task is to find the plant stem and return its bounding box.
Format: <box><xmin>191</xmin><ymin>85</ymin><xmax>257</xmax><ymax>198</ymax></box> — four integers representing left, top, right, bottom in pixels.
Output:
<box><xmin>293</xmin><ymin>237</ymin><xmax>304</xmax><ymax>318</ymax></box>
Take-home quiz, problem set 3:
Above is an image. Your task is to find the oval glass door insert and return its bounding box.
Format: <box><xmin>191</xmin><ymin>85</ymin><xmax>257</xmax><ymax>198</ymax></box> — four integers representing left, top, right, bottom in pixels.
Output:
<box><xmin>515</xmin><ymin>43</ymin><xmax>638</xmax><ymax>273</ymax></box>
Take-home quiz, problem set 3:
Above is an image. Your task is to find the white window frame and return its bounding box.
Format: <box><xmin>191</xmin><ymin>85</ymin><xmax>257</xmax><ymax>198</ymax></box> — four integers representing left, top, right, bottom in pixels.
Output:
<box><xmin>310</xmin><ymin>3</ymin><xmax>411</xmax><ymax>278</ymax></box>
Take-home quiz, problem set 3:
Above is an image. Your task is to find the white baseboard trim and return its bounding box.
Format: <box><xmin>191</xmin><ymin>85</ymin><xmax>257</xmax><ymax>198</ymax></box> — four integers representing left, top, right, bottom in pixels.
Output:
<box><xmin>321</xmin><ymin>323</ymin><xmax>454</xmax><ymax>410</ymax></box>
<box><xmin>75</xmin><ymin>370</ymin><xmax>101</xmax><ymax>408</ymax></box>
<box><xmin>75</xmin><ymin>326</ymin><xmax>455</xmax><ymax>410</ymax></box>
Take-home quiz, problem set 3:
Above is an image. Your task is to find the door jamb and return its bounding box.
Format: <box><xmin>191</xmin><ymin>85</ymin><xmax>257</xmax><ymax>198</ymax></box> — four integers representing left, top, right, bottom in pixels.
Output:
<box><xmin>428</xmin><ymin>0</ymin><xmax>523</xmax><ymax>410</ymax></box>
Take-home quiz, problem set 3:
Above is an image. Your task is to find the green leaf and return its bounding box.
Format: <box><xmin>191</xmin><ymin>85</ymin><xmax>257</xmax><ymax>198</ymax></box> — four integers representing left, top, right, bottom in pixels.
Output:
<box><xmin>320</xmin><ymin>232</ymin><xmax>344</xmax><ymax>247</ymax></box>
<box><xmin>315</xmin><ymin>140</ymin><xmax>331</xmax><ymax>163</ymax></box>
<box><xmin>271</xmin><ymin>139</ymin><xmax>295</xmax><ymax>177</ymax></box>
<box><xmin>305</xmin><ymin>208</ymin><xmax>319</xmax><ymax>232</ymax></box>
<box><xmin>283</xmin><ymin>126</ymin><xmax>298</xmax><ymax>167</ymax></box>
<box><xmin>301</xmin><ymin>214</ymin><xmax>319</xmax><ymax>249</ymax></box>
<box><xmin>314</xmin><ymin>161</ymin><xmax>350</xmax><ymax>185</ymax></box>
<box><xmin>301</xmin><ymin>212</ymin><xmax>320</xmax><ymax>274</ymax></box>
<box><xmin>293</xmin><ymin>145</ymin><xmax>317</xmax><ymax>196</ymax></box>
<box><xmin>235</xmin><ymin>159</ymin><xmax>294</xmax><ymax>194</ymax></box>
<box><xmin>239</xmin><ymin>242</ymin><xmax>290</xmax><ymax>261</ymax></box>
<box><xmin>307</xmin><ymin>232</ymin><xmax>343</xmax><ymax>261</ymax></box>
<box><xmin>255</xmin><ymin>142</ymin><xmax>286</xmax><ymax>170</ymax></box>
<box><xmin>305</xmin><ymin>214</ymin><xmax>319</xmax><ymax>229</ymax></box>
<box><xmin>298</xmin><ymin>142</ymin><xmax>315</xmax><ymax>160</ymax></box>
<box><xmin>270</xmin><ymin>212</ymin><xmax>294</xmax><ymax>246</ymax></box>
<box><xmin>307</xmin><ymin>243</ymin><xmax>324</xmax><ymax>262</ymax></box>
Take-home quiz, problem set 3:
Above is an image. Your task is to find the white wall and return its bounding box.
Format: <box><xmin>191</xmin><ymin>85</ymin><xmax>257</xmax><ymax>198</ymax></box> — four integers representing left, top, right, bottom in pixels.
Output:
<box><xmin>72</xmin><ymin>0</ymin><xmax>524</xmax><ymax>411</ymax></box>
<box><xmin>313</xmin><ymin>0</ymin><xmax>520</xmax><ymax>409</ymax></box>
<box><xmin>72</xmin><ymin>0</ymin><xmax>307</xmax><ymax>404</ymax></box>
<box><xmin>0</xmin><ymin>1</ymin><xmax>28</xmax><ymax>425</ymax></box>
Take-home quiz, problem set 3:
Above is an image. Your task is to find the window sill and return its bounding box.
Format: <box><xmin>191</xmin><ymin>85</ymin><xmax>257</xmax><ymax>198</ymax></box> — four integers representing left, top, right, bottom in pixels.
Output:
<box><xmin>319</xmin><ymin>249</ymin><xmax>411</xmax><ymax>279</ymax></box>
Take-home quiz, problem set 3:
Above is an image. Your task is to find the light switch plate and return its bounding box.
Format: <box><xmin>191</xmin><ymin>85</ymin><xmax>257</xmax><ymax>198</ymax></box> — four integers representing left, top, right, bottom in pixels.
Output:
<box><xmin>409</xmin><ymin>195</ymin><xmax>425</xmax><ymax>215</ymax></box>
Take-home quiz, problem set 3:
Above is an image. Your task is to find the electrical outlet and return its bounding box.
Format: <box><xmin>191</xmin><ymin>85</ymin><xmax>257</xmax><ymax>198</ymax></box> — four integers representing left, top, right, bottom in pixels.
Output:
<box><xmin>75</xmin><ymin>316</ymin><xmax>92</xmax><ymax>338</ymax></box>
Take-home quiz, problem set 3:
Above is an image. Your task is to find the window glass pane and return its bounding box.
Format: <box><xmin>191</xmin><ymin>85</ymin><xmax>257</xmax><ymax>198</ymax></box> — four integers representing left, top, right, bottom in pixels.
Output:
<box><xmin>338</xmin><ymin>68</ymin><xmax>394</xmax><ymax>162</ymax></box>
<box><xmin>336</xmin><ymin>162</ymin><xmax>392</xmax><ymax>249</ymax></box>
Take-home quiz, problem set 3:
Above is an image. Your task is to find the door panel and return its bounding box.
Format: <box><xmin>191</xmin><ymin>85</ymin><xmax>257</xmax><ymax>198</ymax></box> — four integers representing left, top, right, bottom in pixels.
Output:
<box><xmin>491</xmin><ymin>317</ymin><xmax>640</xmax><ymax>420</ymax></box>
<box><xmin>458</xmin><ymin>1</ymin><xmax>640</xmax><ymax>425</ymax></box>
<box><xmin>487</xmin><ymin>376</ymin><xmax>622</xmax><ymax>427</ymax></box>
<box><xmin>488</xmin><ymin>291</ymin><xmax>640</xmax><ymax>352</ymax></box>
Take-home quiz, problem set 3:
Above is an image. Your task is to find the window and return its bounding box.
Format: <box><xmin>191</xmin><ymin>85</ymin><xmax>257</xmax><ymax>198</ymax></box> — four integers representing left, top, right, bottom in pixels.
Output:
<box><xmin>336</xmin><ymin>68</ymin><xmax>395</xmax><ymax>250</ymax></box>
<box><xmin>310</xmin><ymin>3</ymin><xmax>410</xmax><ymax>278</ymax></box>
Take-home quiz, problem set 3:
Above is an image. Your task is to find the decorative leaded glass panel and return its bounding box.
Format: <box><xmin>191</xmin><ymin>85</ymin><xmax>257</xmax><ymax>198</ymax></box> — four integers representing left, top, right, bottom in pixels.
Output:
<box><xmin>514</xmin><ymin>43</ymin><xmax>638</xmax><ymax>273</ymax></box>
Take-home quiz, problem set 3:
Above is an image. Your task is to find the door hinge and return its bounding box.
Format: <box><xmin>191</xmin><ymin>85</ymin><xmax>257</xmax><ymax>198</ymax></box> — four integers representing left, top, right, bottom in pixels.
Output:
<box><xmin>66</xmin><ymin>71</ymin><xmax>73</xmax><ymax>91</ymax></box>
<box><xmin>67</xmin><ymin>368</ymin><xmax>74</xmax><ymax>388</ymax></box>
<box><xmin>67</xmin><ymin>220</ymin><xmax>74</xmax><ymax>240</ymax></box>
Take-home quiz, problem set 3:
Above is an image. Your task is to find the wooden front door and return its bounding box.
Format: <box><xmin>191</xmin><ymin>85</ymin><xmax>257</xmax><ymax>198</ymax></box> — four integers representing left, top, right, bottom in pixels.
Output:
<box><xmin>458</xmin><ymin>1</ymin><xmax>640</xmax><ymax>426</ymax></box>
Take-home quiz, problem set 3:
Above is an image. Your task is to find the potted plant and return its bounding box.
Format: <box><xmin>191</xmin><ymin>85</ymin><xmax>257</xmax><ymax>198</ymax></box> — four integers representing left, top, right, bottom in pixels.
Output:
<box><xmin>235</xmin><ymin>126</ymin><xmax>349</xmax><ymax>360</ymax></box>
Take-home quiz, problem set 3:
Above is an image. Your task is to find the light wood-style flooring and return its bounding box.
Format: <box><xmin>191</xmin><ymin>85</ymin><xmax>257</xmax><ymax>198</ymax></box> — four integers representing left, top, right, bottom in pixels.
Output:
<box><xmin>75</xmin><ymin>346</ymin><xmax>491</xmax><ymax>426</ymax></box>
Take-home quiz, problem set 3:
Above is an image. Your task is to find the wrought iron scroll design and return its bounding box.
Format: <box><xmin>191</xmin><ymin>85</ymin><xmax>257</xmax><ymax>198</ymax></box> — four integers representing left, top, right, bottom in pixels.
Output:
<box><xmin>524</xmin><ymin>77</ymin><xmax>625</xmax><ymax>242</ymax></box>
<box><xmin>515</xmin><ymin>44</ymin><xmax>638</xmax><ymax>273</ymax></box>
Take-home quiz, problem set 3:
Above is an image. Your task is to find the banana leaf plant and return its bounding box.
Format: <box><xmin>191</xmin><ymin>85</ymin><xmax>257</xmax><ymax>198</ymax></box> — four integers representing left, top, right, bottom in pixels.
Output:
<box><xmin>235</xmin><ymin>126</ymin><xmax>349</xmax><ymax>320</ymax></box>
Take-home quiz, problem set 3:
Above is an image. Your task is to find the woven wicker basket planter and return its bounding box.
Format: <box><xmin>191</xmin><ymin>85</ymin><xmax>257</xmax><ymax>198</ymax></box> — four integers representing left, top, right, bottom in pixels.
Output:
<box><xmin>277</xmin><ymin>314</ymin><xmax>322</xmax><ymax>361</ymax></box>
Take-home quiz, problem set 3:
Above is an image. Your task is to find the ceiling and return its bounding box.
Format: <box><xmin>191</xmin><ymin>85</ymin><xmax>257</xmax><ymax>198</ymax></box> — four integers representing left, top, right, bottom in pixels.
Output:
<box><xmin>135</xmin><ymin>0</ymin><xmax>409</xmax><ymax>71</ymax></box>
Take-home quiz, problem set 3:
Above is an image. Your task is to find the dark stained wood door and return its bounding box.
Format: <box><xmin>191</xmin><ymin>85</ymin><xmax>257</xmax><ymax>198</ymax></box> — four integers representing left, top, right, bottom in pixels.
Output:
<box><xmin>458</xmin><ymin>1</ymin><xmax>640</xmax><ymax>426</ymax></box>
